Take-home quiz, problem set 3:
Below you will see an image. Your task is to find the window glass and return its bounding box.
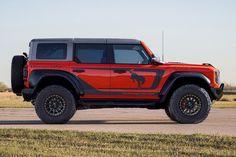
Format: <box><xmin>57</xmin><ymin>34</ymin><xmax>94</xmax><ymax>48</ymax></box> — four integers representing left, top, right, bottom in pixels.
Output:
<box><xmin>74</xmin><ymin>44</ymin><xmax>107</xmax><ymax>64</ymax></box>
<box><xmin>113</xmin><ymin>45</ymin><xmax>150</xmax><ymax>64</ymax></box>
<box><xmin>36</xmin><ymin>43</ymin><xmax>67</xmax><ymax>59</ymax></box>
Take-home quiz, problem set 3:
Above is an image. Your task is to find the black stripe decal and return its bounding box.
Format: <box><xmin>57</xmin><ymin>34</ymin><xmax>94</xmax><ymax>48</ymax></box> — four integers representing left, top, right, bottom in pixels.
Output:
<box><xmin>73</xmin><ymin>68</ymin><xmax>164</xmax><ymax>95</ymax></box>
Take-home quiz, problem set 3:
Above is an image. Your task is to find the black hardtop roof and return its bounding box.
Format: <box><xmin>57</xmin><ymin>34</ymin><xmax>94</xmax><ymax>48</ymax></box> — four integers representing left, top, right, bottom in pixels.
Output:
<box><xmin>31</xmin><ymin>38</ymin><xmax>140</xmax><ymax>44</ymax></box>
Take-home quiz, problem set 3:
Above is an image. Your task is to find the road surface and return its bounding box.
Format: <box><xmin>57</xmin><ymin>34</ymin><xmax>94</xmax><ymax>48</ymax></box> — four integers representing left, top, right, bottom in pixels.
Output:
<box><xmin>0</xmin><ymin>108</ymin><xmax>235</xmax><ymax>136</ymax></box>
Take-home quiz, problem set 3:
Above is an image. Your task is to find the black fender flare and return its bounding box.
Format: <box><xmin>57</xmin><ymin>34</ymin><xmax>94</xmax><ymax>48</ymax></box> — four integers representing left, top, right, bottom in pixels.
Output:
<box><xmin>159</xmin><ymin>72</ymin><xmax>211</xmax><ymax>103</ymax></box>
<box><xmin>29</xmin><ymin>70</ymin><xmax>84</xmax><ymax>96</ymax></box>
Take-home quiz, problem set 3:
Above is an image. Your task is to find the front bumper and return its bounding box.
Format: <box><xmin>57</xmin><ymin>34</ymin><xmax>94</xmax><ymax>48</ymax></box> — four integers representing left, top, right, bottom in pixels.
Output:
<box><xmin>211</xmin><ymin>83</ymin><xmax>224</xmax><ymax>100</ymax></box>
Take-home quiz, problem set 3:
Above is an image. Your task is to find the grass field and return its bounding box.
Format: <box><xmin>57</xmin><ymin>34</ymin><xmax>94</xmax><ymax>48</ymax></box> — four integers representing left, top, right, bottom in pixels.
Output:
<box><xmin>224</xmin><ymin>89</ymin><xmax>236</xmax><ymax>95</ymax></box>
<box><xmin>0</xmin><ymin>92</ymin><xmax>31</xmax><ymax>108</ymax></box>
<box><xmin>214</xmin><ymin>94</ymin><xmax>236</xmax><ymax>108</ymax></box>
<box><xmin>0</xmin><ymin>129</ymin><xmax>235</xmax><ymax>157</ymax></box>
<box><xmin>0</xmin><ymin>92</ymin><xmax>236</xmax><ymax>108</ymax></box>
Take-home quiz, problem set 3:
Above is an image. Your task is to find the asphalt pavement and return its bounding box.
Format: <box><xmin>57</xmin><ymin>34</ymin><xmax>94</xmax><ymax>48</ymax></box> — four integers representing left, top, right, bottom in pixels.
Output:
<box><xmin>0</xmin><ymin>108</ymin><xmax>235</xmax><ymax>136</ymax></box>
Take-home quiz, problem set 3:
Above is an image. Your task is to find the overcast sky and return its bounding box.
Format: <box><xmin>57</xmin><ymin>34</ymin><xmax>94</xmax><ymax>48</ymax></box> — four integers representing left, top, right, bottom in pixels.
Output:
<box><xmin>0</xmin><ymin>0</ymin><xmax>235</xmax><ymax>86</ymax></box>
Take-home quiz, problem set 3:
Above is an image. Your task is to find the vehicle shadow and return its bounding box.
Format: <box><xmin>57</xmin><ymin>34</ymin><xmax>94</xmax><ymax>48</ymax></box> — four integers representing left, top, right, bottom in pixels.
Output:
<box><xmin>0</xmin><ymin>119</ymin><xmax>177</xmax><ymax>125</ymax></box>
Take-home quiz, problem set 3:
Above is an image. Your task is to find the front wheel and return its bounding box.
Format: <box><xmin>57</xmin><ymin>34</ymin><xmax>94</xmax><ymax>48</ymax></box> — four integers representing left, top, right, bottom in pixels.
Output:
<box><xmin>165</xmin><ymin>106</ymin><xmax>176</xmax><ymax>121</ymax></box>
<box><xmin>35</xmin><ymin>85</ymin><xmax>76</xmax><ymax>124</ymax></box>
<box><xmin>167</xmin><ymin>85</ymin><xmax>211</xmax><ymax>124</ymax></box>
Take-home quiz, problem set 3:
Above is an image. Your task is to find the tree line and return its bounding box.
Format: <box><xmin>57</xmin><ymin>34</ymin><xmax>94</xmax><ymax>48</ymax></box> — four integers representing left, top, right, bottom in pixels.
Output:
<box><xmin>0</xmin><ymin>82</ymin><xmax>11</xmax><ymax>92</ymax></box>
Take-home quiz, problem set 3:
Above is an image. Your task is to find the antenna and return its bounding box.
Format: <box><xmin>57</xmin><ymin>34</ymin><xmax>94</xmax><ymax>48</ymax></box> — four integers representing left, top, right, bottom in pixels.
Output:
<box><xmin>162</xmin><ymin>30</ymin><xmax>165</xmax><ymax>62</ymax></box>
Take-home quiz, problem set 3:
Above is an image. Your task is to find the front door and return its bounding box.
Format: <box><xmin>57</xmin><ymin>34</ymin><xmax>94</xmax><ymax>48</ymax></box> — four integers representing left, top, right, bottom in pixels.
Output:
<box><xmin>110</xmin><ymin>44</ymin><xmax>164</xmax><ymax>100</ymax></box>
<box><xmin>70</xmin><ymin>44</ymin><xmax>110</xmax><ymax>99</ymax></box>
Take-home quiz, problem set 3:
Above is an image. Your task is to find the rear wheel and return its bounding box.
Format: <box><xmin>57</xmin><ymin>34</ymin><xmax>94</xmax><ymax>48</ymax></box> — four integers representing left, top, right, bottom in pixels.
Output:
<box><xmin>167</xmin><ymin>85</ymin><xmax>211</xmax><ymax>124</ymax></box>
<box><xmin>35</xmin><ymin>85</ymin><xmax>76</xmax><ymax>124</ymax></box>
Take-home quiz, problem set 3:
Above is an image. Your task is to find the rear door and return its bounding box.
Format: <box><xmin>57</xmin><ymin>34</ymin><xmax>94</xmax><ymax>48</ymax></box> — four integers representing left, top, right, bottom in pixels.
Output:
<box><xmin>110</xmin><ymin>44</ymin><xmax>163</xmax><ymax>100</ymax></box>
<box><xmin>70</xmin><ymin>44</ymin><xmax>110</xmax><ymax>99</ymax></box>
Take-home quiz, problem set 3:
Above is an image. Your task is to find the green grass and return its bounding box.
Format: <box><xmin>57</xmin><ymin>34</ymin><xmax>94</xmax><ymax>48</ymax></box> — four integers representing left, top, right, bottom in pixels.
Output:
<box><xmin>0</xmin><ymin>129</ymin><xmax>235</xmax><ymax>157</ymax></box>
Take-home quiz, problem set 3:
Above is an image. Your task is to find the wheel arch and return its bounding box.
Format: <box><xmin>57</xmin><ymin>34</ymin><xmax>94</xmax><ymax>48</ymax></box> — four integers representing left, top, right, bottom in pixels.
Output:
<box><xmin>28</xmin><ymin>70</ymin><xmax>84</xmax><ymax>99</ymax></box>
<box><xmin>159</xmin><ymin>72</ymin><xmax>214</xmax><ymax>105</ymax></box>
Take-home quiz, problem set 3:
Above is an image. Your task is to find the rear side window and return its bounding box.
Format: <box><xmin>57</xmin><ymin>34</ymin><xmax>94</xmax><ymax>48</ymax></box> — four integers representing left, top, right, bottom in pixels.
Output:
<box><xmin>74</xmin><ymin>44</ymin><xmax>107</xmax><ymax>64</ymax></box>
<box><xmin>36</xmin><ymin>43</ymin><xmax>67</xmax><ymax>59</ymax></box>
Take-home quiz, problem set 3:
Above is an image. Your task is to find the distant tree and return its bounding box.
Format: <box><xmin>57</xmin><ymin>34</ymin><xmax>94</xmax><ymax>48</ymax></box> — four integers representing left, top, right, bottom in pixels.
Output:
<box><xmin>0</xmin><ymin>82</ymin><xmax>8</xmax><ymax>92</ymax></box>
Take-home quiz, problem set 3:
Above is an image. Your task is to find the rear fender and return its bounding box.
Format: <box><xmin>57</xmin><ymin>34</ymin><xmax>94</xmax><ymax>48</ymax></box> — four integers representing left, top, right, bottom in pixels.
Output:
<box><xmin>29</xmin><ymin>70</ymin><xmax>84</xmax><ymax>96</ymax></box>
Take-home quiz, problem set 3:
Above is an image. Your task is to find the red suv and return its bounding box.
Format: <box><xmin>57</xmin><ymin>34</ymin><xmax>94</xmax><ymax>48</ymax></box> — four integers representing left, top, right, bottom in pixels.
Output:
<box><xmin>11</xmin><ymin>38</ymin><xmax>224</xmax><ymax>124</ymax></box>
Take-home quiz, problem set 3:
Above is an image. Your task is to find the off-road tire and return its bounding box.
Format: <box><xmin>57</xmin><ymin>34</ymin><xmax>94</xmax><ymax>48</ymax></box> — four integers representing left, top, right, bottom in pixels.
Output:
<box><xmin>165</xmin><ymin>106</ymin><xmax>176</xmax><ymax>121</ymax></box>
<box><xmin>168</xmin><ymin>84</ymin><xmax>211</xmax><ymax>124</ymax></box>
<box><xmin>35</xmin><ymin>85</ymin><xmax>76</xmax><ymax>124</ymax></box>
<box><xmin>11</xmin><ymin>55</ymin><xmax>26</xmax><ymax>94</ymax></box>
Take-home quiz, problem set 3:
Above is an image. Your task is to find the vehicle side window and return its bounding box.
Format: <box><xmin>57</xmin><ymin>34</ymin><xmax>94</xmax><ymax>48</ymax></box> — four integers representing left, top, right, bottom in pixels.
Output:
<box><xmin>74</xmin><ymin>44</ymin><xmax>107</xmax><ymax>64</ymax></box>
<box><xmin>36</xmin><ymin>43</ymin><xmax>67</xmax><ymax>59</ymax></box>
<box><xmin>113</xmin><ymin>45</ymin><xmax>150</xmax><ymax>64</ymax></box>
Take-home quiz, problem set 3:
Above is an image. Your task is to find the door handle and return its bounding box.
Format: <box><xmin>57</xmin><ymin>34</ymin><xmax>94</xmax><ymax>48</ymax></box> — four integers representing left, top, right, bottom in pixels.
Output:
<box><xmin>73</xmin><ymin>69</ymin><xmax>85</xmax><ymax>73</ymax></box>
<box><xmin>113</xmin><ymin>69</ymin><xmax>127</xmax><ymax>74</ymax></box>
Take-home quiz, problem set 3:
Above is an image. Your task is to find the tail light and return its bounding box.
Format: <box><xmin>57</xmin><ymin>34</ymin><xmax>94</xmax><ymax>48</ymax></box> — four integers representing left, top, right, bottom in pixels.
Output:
<box><xmin>23</xmin><ymin>65</ymin><xmax>28</xmax><ymax>79</ymax></box>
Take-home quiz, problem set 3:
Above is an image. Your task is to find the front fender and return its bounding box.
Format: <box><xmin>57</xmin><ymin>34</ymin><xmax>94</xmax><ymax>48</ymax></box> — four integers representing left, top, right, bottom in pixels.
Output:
<box><xmin>159</xmin><ymin>72</ymin><xmax>211</xmax><ymax>103</ymax></box>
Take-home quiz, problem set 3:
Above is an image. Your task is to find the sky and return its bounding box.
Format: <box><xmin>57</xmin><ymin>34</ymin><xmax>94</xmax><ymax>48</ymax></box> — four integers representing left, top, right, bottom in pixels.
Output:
<box><xmin>0</xmin><ymin>0</ymin><xmax>235</xmax><ymax>86</ymax></box>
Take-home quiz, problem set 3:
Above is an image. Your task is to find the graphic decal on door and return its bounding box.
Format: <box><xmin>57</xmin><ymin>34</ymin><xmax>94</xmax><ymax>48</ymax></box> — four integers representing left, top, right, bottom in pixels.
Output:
<box><xmin>72</xmin><ymin>68</ymin><xmax>165</xmax><ymax>95</ymax></box>
<box><xmin>128</xmin><ymin>69</ymin><xmax>146</xmax><ymax>88</ymax></box>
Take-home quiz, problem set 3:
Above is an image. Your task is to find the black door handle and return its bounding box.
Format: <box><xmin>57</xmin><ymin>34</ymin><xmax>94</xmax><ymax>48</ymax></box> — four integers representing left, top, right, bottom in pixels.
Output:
<box><xmin>73</xmin><ymin>69</ymin><xmax>85</xmax><ymax>73</ymax></box>
<box><xmin>113</xmin><ymin>69</ymin><xmax>127</xmax><ymax>74</ymax></box>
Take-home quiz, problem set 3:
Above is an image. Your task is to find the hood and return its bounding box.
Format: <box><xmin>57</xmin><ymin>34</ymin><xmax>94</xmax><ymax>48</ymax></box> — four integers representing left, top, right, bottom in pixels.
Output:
<box><xmin>160</xmin><ymin>62</ymin><xmax>216</xmax><ymax>71</ymax></box>
<box><xmin>164</xmin><ymin>62</ymin><xmax>214</xmax><ymax>67</ymax></box>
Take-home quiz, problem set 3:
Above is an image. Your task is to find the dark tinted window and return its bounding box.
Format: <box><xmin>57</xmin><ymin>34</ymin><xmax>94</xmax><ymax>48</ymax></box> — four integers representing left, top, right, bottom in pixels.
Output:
<box><xmin>36</xmin><ymin>43</ymin><xmax>67</xmax><ymax>59</ymax></box>
<box><xmin>113</xmin><ymin>45</ymin><xmax>150</xmax><ymax>64</ymax></box>
<box><xmin>74</xmin><ymin>44</ymin><xmax>107</xmax><ymax>64</ymax></box>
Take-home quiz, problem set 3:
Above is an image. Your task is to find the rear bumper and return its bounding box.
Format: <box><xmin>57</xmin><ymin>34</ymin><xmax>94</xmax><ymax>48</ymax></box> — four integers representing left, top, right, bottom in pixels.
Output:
<box><xmin>22</xmin><ymin>88</ymin><xmax>34</xmax><ymax>101</ymax></box>
<box><xmin>211</xmin><ymin>83</ymin><xmax>224</xmax><ymax>100</ymax></box>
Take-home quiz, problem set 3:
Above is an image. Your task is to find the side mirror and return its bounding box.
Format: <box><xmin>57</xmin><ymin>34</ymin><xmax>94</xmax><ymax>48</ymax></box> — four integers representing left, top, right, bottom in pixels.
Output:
<box><xmin>151</xmin><ymin>57</ymin><xmax>163</xmax><ymax>65</ymax></box>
